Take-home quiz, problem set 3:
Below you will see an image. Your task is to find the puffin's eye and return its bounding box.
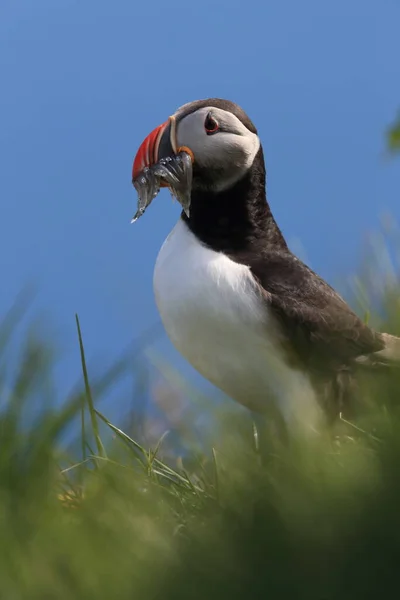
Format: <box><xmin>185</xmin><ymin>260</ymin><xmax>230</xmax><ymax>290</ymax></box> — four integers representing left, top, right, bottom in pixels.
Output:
<box><xmin>204</xmin><ymin>112</ymin><xmax>219</xmax><ymax>135</ymax></box>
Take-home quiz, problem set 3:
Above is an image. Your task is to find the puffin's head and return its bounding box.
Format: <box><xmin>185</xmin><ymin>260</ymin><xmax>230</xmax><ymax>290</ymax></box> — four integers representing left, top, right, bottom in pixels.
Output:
<box><xmin>132</xmin><ymin>98</ymin><xmax>261</xmax><ymax>197</ymax></box>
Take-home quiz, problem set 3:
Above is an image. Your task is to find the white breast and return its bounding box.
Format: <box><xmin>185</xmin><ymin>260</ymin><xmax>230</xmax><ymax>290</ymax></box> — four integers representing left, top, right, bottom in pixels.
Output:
<box><xmin>153</xmin><ymin>219</ymin><xmax>321</xmax><ymax>430</ymax></box>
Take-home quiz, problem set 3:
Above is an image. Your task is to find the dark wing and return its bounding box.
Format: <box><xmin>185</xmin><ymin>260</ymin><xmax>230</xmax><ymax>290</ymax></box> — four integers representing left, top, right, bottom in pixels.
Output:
<box><xmin>248</xmin><ymin>250</ymin><xmax>385</xmax><ymax>373</ymax></box>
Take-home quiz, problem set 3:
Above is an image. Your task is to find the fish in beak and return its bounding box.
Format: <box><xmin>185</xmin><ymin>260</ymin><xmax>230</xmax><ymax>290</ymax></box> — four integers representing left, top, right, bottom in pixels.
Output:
<box><xmin>131</xmin><ymin>116</ymin><xmax>194</xmax><ymax>223</ymax></box>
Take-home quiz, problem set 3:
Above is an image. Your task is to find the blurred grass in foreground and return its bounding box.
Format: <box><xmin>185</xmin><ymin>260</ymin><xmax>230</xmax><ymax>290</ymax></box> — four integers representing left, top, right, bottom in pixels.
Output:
<box><xmin>1</xmin><ymin>221</ymin><xmax>400</xmax><ymax>600</ymax></box>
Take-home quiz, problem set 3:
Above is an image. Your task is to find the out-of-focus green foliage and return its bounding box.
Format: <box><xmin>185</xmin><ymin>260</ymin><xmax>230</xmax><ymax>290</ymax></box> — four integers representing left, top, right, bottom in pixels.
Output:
<box><xmin>388</xmin><ymin>112</ymin><xmax>400</xmax><ymax>153</ymax></box>
<box><xmin>0</xmin><ymin>224</ymin><xmax>399</xmax><ymax>600</ymax></box>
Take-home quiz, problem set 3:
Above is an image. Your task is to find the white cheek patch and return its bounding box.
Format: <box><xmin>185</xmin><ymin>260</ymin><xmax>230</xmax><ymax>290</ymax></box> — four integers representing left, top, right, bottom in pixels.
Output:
<box><xmin>175</xmin><ymin>107</ymin><xmax>260</xmax><ymax>190</ymax></box>
<box><xmin>228</xmin><ymin>133</ymin><xmax>260</xmax><ymax>170</ymax></box>
<box><xmin>176</xmin><ymin>109</ymin><xmax>208</xmax><ymax>156</ymax></box>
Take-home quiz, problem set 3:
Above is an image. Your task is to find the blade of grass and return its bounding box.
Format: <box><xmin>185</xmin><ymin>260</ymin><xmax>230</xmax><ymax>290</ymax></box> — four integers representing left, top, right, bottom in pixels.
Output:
<box><xmin>339</xmin><ymin>412</ymin><xmax>382</xmax><ymax>443</ymax></box>
<box><xmin>60</xmin><ymin>457</ymin><xmax>95</xmax><ymax>475</ymax></box>
<box><xmin>252</xmin><ymin>421</ymin><xmax>260</xmax><ymax>453</ymax></box>
<box><xmin>212</xmin><ymin>447</ymin><xmax>220</xmax><ymax>503</ymax></box>
<box><xmin>95</xmin><ymin>408</ymin><xmax>203</xmax><ymax>492</ymax></box>
<box><xmin>81</xmin><ymin>403</ymin><xmax>86</xmax><ymax>462</ymax></box>
<box><xmin>85</xmin><ymin>441</ymin><xmax>96</xmax><ymax>456</ymax></box>
<box><xmin>75</xmin><ymin>314</ymin><xmax>106</xmax><ymax>458</ymax></box>
<box><xmin>149</xmin><ymin>430</ymin><xmax>170</xmax><ymax>469</ymax></box>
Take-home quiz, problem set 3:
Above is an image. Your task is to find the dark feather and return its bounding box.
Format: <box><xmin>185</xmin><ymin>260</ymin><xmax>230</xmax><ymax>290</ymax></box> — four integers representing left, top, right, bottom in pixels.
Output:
<box><xmin>249</xmin><ymin>249</ymin><xmax>384</xmax><ymax>371</ymax></box>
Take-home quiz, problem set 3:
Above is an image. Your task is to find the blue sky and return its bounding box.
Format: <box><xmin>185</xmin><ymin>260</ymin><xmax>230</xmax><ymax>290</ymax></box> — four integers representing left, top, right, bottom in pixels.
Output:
<box><xmin>1</xmin><ymin>0</ymin><xmax>399</xmax><ymax>418</ymax></box>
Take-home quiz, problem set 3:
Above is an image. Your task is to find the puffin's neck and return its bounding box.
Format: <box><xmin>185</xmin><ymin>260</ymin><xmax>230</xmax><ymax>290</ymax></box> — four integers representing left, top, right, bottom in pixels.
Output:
<box><xmin>181</xmin><ymin>147</ymin><xmax>288</xmax><ymax>256</ymax></box>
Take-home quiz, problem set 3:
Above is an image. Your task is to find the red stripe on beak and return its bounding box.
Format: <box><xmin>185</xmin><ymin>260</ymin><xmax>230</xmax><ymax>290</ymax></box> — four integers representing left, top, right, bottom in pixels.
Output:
<box><xmin>132</xmin><ymin>120</ymin><xmax>169</xmax><ymax>182</ymax></box>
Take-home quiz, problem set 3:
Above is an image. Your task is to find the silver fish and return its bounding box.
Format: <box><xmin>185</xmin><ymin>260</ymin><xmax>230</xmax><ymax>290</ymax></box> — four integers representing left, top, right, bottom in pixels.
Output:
<box><xmin>131</xmin><ymin>151</ymin><xmax>193</xmax><ymax>223</ymax></box>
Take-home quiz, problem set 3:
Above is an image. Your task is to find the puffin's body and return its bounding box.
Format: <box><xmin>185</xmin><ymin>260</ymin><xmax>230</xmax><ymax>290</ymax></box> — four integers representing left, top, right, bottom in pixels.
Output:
<box><xmin>133</xmin><ymin>98</ymin><xmax>400</xmax><ymax>429</ymax></box>
<box><xmin>154</xmin><ymin>218</ymin><xmax>320</xmax><ymax>428</ymax></box>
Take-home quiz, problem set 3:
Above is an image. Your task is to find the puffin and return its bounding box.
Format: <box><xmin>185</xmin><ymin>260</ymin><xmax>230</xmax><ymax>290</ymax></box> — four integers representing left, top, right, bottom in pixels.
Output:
<box><xmin>132</xmin><ymin>98</ymin><xmax>400</xmax><ymax>431</ymax></box>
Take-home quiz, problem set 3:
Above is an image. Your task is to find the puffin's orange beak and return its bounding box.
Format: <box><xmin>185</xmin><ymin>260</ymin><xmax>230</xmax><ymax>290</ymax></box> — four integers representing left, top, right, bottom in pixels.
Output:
<box><xmin>132</xmin><ymin>116</ymin><xmax>177</xmax><ymax>186</ymax></box>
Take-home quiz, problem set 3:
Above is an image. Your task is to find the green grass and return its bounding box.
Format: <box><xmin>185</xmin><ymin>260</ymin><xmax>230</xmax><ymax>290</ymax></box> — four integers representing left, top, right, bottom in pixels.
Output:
<box><xmin>1</xmin><ymin>231</ymin><xmax>400</xmax><ymax>599</ymax></box>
